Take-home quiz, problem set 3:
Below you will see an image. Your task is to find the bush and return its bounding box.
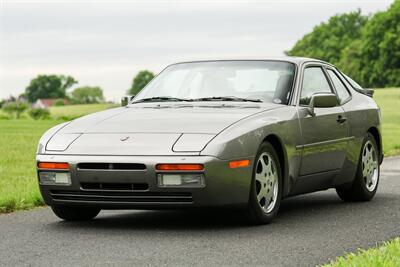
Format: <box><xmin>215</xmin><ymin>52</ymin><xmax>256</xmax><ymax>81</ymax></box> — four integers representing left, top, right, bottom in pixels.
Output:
<box><xmin>54</xmin><ymin>99</ymin><xmax>65</xmax><ymax>106</ymax></box>
<box><xmin>2</xmin><ymin>101</ymin><xmax>28</xmax><ymax>119</ymax></box>
<box><xmin>28</xmin><ymin>108</ymin><xmax>51</xmax><ymax>120</ymax></box>
<box><xmin>0</xmin><ymin>114</ymin><xmax>11</xmax><ymax>120</ymax></box>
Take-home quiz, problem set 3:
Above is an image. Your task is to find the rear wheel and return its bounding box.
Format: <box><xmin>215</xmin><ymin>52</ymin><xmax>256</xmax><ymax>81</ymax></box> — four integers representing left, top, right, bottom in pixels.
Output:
<box><xmin>336</xmin><ymin>133</ymin><xmax>380</xmax><ymax>201</ymax></box>
<box><xmin>51</xmin><ymin>205</ymin><xmax>100</xmax><ymax>221</ymax></box>
<box><xmin>247</xmin><ymin>142</ymin><xmax>282</xmax><ymax>224</ymax></box>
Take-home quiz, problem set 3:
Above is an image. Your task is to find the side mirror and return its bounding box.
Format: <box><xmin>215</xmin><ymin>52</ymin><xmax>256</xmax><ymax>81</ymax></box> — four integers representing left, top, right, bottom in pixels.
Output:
<box><xmin>308</xmin><ymin>92</ymin><xmax>338</xmax><ymax>116</ymax></box>
<box><xmin>121</xmin><ymin>95</ymin><xmax>135</xmax><ymax>106</ymax></box>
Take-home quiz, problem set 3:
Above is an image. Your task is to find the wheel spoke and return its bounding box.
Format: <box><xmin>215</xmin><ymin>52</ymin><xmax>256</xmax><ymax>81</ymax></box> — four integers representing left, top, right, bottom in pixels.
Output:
<box><xmin>255</xmin><ymin>173</ymin><xmax>264</xmax><ymax>185</ymax></box>
<box><xmin>264</xmin><ymin>186</ymin><xmax>274</xmax><ymax>206</ymax></box>
<box><xmin>373</xmin><ymin>161</ymin><xmax>378</xmax><ymax>170</ymax></box>
<box><xmin>365</xmin><ymin>173</ymin><xmax>371</xmax><ymax>185</ymax></box>
<box><xmin>260</xmin><ymin>157</ymin><xmax>269</xmax><ymax>173</ymax></box>
<box><xmin>257</xmin><ymin>190</ymin><xmax>265</xmax><ymax>202</ymax></box>
<box><xmin>362</xmin><ymin>164</ymin><xmax>368</xmax><ymax>177</ymax></box>
<box><xmin>362</xmin><ymin>153</ymin><xmax>367</xmax><ymax>165</ymax></box>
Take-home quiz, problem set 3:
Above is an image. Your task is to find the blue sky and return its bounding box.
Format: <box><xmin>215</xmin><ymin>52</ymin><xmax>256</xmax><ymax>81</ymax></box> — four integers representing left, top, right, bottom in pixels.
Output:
<box><xmin>0</xmin><ymin>0</ymin><xmax>393</xmax><ymax>101</ymax></box>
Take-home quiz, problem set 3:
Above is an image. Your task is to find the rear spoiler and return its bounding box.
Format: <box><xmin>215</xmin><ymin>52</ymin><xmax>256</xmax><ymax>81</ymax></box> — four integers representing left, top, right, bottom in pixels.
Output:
<box><xmin>337</xmin><ymin>70</ymin><xmax>374</xmax><ymax>98</ymax></box>
<box><xmin>354</xmin><ymin>88</ymin><xmax>374</xmax><ymax>98</ymax></box>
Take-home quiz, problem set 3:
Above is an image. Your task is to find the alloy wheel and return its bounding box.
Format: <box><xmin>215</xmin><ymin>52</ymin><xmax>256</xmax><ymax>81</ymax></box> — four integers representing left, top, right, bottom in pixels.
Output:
<box><xmin>255</xmin><ymin>152</ymin><xmax>279</xmax><ymax>213</ymax></box>
<box><xmin>362</xmin><ymin>140</ymin><xmax>379</xmax><ymax>192</ymax></box>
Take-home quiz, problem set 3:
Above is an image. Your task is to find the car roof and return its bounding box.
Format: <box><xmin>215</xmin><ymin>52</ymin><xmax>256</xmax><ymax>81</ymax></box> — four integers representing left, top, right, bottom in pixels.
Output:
<box><xmin>169</xmin><ymin>56</ymin><xmax>332</xmax><ymax>67</ymax></box>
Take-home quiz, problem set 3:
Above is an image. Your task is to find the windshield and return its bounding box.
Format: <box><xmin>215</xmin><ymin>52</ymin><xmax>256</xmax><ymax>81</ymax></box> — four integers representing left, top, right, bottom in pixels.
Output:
<box><xmin>133</xmin><ymin>61</ymin><xmax>296</xmax><ymax>104</ymax></box>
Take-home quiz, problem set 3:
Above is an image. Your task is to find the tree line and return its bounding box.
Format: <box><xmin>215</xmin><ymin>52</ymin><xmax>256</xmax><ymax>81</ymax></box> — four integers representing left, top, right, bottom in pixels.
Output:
<box><xmin>286</xmin><ymin>0</ymin><xmax>400</xmax><ymax>88</ymax></box>
<box><xmin>2</xmin><ymin>70</ymin><xmax>154</xmax><ymax>105</ymax></box>
<box><xmin>1</xmin><ymin>70</ymin><xmax>155</xmax><ymax>119</ymax></box>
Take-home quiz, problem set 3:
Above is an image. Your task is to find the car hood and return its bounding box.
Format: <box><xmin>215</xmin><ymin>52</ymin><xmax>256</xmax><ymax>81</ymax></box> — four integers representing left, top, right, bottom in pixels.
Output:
<box><xmin>58</xmin><ymin>102</ymin><xmax>281</xmax><ymax>134</ymax></box>
<box><xmin>46</xmin><ymin>102</ymin><xmax>282</xmax><ymax>155</ymax></box>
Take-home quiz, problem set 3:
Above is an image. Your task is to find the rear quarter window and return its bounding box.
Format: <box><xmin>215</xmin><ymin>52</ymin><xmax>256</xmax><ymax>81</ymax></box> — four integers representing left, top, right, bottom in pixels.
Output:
<box><xmin>326</xmin><ymin>69</ymin><xmax>351</xmax><ymax>104</ymax></box>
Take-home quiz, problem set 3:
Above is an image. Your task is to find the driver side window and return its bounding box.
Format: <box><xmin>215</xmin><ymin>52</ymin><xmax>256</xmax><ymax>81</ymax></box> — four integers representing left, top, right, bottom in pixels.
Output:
<box><xmin>300</xmin><ymin>67</ymin><xmax>332</xmax><ymax>106</ymax></box>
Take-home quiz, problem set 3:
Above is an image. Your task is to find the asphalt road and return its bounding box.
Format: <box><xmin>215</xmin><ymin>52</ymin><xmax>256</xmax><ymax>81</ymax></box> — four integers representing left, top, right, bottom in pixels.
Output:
<box><xmin>1</xmin><ymin>158</ymin><xmax>399</xmax><ymax>267</ymax></box>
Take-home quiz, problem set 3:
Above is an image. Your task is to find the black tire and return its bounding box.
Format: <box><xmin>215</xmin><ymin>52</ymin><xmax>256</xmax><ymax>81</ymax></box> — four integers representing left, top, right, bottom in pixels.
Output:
<box><xmin>51</xmin><ymin>205</ymin><xmax>100</xmax><ymax>221</ymax></box>
<box><xmin>336</xmin><ymin>133</ymin><xmax>380</xmax><ymax>202</ymax></box>
<box><xmin>247</xmin><ymin>142</ymin><xmax>283</xmax><ymax>224</ymax></box>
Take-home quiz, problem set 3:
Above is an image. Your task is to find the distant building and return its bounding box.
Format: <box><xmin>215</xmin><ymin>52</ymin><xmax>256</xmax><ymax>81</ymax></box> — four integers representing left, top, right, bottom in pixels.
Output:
<box><xmin>32</xmin><ymin>98</ymin><xmax>69</xmax><ymax>109</ymax></box>
<box><xmin>17</xmin><ymin>95</ymin><xmax>29</xmax><ymax>103</ymax></box>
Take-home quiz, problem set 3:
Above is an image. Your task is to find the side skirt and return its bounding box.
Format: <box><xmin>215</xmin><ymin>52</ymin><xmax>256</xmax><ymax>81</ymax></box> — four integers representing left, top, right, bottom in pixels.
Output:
<box><xmin>289</xmin><ymin>169</ymin><xmax>340</xmax><ymax>196</ymax></box>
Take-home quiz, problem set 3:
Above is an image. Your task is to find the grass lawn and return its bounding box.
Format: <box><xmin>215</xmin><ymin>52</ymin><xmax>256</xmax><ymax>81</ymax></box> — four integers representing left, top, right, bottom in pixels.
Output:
<box><xmin>0</xmin><ymin>119</ymin><xmax>62</xmax><ymax>212</ymax></box>
<box><xmin>374</xmin><ymin>88</ymin><xmax>400</xmax><ymax>156</ymax></box>
<box><xmin>0</xmin><ymin>89</ymin><xmax>398</xmax><ymax>213</ymax></box>
<box><xmin>0</xmin><ymin>103</ymin><xmax>117</xmax><ymax>119</ymax></box>
<box><xmin>49</xmin><ymin>103</ymin><xmax>117</xmax><ymax>118</ymax></box>
<box><xmin>322</xmin><ymin>238</ymin><xmax>400</xmax><ymax>267</ymax></box>
<box><xmin>0</xmin><ymin>103</ymin><xmax>116</xmax><ymax>212</ymax></box>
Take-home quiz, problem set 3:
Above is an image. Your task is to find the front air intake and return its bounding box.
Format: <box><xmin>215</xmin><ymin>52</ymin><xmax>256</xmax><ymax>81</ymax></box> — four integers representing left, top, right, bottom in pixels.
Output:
<box><xmin>80</xmin><ymin>182</ymin><xmax>149</xmax><ymax>191</ymax></box>
<box><xmin>77</xmin><ymin>163</ymin><xmax>146</xmax><ymax>170</ymax></box>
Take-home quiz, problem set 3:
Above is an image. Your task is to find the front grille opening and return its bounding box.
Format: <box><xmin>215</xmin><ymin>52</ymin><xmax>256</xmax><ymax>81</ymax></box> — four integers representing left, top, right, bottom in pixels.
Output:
<box><xmin>77</xmin><ymin>163</ymin><xmax>146</xmax><ymax>170</ymax></box>
<box><xmin>81</xmin><ymin>182</ymin><xmax>149</xmax><ymax>191</ymax></box>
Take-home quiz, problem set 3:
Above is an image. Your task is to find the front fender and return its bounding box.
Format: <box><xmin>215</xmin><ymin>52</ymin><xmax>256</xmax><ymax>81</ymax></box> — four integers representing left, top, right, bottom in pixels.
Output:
<box><xmin>201</xmin><ymin>107</ymin><xmax>301</xmax><ymax>160</ymax></box>
<box><xmin>201</xmin><ymin>106</ymin><xmax>302</xmax><ymax>197</ymax></box>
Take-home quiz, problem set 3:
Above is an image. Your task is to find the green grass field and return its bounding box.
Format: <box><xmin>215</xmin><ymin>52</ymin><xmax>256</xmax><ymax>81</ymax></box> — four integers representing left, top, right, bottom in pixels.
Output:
<box><xmin>49</xmin><ymin>103</ymin><xmax>117</xmax><ymax>118</ymax></box>
<box><xmin>0</xmin><ymin>89</ymin><xmax>399</xmax><ymax>213</ymax></box>
<box><xmin>322</xmin><ymin>238</ymin><xmax>400</xmax><ymax>267</ymax></box>
<box><xmin>374</xmin><ymin>88</ymin><xmax>400</xmax><ymax>156</ymax></box>
<box><xmin>0</xmin><ymin>120</ymin><xmax>62</xmax><ymax>212</ymax></box>
<box><xmin>0</xmin><ymin>103</ymin><xmax>116</xmax><ymax>212</ymax></box>
<box><xmin>0</xmin><ymin>103</ymin><xmax>117</xmax><ymax>119</ymax></box>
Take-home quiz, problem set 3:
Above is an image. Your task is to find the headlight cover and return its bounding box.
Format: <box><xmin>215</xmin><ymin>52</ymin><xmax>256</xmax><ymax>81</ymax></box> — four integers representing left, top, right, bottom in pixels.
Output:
<box><xmin>172</xmin><ymin>134</ymin><xmax>215</xmax><ymax>152</ymax></box>
<box><xmin>37</xmin><ymin>122</ymin><xmax>70</xmax><ymax>154</ymax></box>
<box><xmin>45</xmin><ymin>133</ymin><xmax>81</xmax><ymax>151</ymax></box>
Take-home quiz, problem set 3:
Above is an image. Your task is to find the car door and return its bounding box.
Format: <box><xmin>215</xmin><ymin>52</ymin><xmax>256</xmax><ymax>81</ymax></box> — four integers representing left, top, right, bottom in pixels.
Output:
<box><xmin>297</xmin><ymin>65</ymin><xmax>349</xmax><ymax>176</ymax></box>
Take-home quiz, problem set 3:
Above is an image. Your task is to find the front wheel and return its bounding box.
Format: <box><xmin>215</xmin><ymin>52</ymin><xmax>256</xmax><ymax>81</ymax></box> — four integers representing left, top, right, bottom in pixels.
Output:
<box><xmin>336</xmin><ymin>133</ymin><xmax>380</xmax><ymax>202</ymax></box>
<box><xmin>247</xmin><ymin>142</ymin><xmax>282</xmax><ymax>224</ymax></box>
<box><xmin>51</xmin><ymin>205</ymin><xmax>100</xmax><ymax>221</ymax></box>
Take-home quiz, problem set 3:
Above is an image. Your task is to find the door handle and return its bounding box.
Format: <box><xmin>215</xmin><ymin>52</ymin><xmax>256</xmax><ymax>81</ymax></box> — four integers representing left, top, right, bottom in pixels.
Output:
<box><xmin>337</xmin><ymin>115</ymin><xmax>347</xmax><ymax>124</ymax></box>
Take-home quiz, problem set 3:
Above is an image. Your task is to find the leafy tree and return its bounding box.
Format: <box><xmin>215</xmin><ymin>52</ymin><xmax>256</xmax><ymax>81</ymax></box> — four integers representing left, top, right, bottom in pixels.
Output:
<box><xmin>286</xmin><ymin>10</ymin><xmax>368</xmax><ymax>65</ymax></box>
<box><xmin>2</xmin><ymin>101</ymin><xmax>28</xmax><ymax>119</ymax></box>
<box><xmin>338</xmin><ymin>39</ymin><xmax>363</xmax><ymax>82</ymax></box>
<box><xmin>128</xmin><ymin>70</ymin><xmax>155</xmax><ymax>95</ymax></box>
<box><xmin>25</xmin><ymin>75</ymin><xmax>77</xmax><ymax>103</ymax></box>
<box><xmin>71</xmin><ymin>86</ymin><xmax>104</xmax><ymax>104</ymax></box>
<box><xmin>358</xmin><ymin>0</ymin><xmax>400</xmax><ymax>87</ymax></box>
<box><xmin>287</xmin><ymin>1</ymin><xmax>400</xmax><ymax>88</ymax></box>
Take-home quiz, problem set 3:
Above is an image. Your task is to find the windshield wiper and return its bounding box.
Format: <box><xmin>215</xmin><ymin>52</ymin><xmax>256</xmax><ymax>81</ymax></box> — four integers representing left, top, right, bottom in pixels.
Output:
<box><xmin>193</xmin><ymin>96</ymin><xmax>262</xmax><ymax>103</ymax></box>
<box><xmin>131</xmin><ymin>96</ymin><xmax>262</xmax><ymax>104</ymax></box>
<box><xmin>131</xmin><ymin>96</ymin><xmax>193</xmax><ymax>104</ymax></box>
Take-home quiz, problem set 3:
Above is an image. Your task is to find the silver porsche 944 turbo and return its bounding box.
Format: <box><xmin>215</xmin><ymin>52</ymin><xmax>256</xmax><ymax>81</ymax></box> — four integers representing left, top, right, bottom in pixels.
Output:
<box><xmin>36</xmin><ymin>58</ymin><xmax>383</xmax><ymax>224</ymax></box>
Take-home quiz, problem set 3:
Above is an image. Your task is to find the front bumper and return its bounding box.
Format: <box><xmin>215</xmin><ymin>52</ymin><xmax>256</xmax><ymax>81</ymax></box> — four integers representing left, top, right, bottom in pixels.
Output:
<box><xmin>37</xmin><ymin>154</ymin><xmax>254</xmax><ymax>209</ymax></box>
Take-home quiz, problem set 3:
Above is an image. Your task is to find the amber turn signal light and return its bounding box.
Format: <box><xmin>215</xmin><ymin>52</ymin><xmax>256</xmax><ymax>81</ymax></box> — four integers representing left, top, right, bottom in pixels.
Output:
<box><xmin>37</xmin><ymin>162</ymin><xmax>70</xmax><ymax>170</ymax></box>
<box><xmin>229</xmin><ymin>159</ymin><xmax>250</xmax><ymax>168</ymax></box>
<box><xmin>156</xmin><ymin>164</ymin><xmax>204</xmax><ymax>171</ymax></box>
